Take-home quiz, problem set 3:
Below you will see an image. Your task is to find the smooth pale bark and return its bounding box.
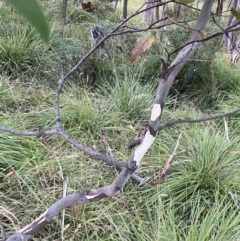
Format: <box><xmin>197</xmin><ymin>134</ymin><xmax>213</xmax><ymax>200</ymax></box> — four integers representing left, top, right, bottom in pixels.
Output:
<box><xmin>222</xmin><ymin>0</ymin><xmax>240</xmax><ymax>49</ymax></box>
<box><xmin>231</xmin><ymin>35</ymin><xmax>240</xmax><ymax>64</ymax></box>
<box><xmin>4</xmin><ymin>1</ymin><xmax>215</xmax><ymax>240</ymax></box>
<box><xmin>131</xmin><ymin>0</ymin><xmax>215</xmax><ymax>168</ymax></box>
<box><xmin>142</xmin><ymin>0</ymin><xmax>155</xmax><ymax>23</ymax></box>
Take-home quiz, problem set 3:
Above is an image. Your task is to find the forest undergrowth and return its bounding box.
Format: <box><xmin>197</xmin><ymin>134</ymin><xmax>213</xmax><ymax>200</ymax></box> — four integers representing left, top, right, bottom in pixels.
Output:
<box><xmin>0</xmin><ymin>0</ymin><xmax>240</xmax><ymax>240</ymax></box>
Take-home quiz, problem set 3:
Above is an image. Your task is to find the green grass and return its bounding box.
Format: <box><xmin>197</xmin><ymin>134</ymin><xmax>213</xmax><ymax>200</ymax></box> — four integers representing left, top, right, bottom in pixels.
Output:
<box><xmin>1</xmin><ymin>74</ymin><xmax>240</xmax><ymax>240</ymax></box>
<box><xmin>1</xmin><ymin>0</ymin><xmax>240</xmax><ymax>240</ymax></box>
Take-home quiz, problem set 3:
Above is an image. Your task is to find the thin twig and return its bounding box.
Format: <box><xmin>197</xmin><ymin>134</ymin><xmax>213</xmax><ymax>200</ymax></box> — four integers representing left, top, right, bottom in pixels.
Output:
<box><xmin>158</xmin><ymin>107</ymin><xmax>240</xmax><ymax>131</ymax></box>
<box><xmin>169</xmin><ymin>23</ymin><xmax>240</xmax><ymax>57</ymax></box>
<box><xmin>151</xmin><ymin>132</ymin><xmax>183</xmax><ymax>185</ymax></box>
<box><xmin>229</xmin><ymin>192</ymin><xmax>239</xmax><ymax>209</ymax></box>
<box><xmin>55</xmin><ymin>56</ymin><xmax>64</xmax><ymax>130</ymax></box>
<box><xmin>102</xmin><ymin>136</ymin><xmax>114</xmax><ymax>158</ymax></box>
<box><xmin>59</xmin><ymin>130</ymin><xmax>128</xmax><ymax>168</ymax></box>
<box><xmin>0</xmin><ymin>127</ymin><xmax>58</xmax><ymax>136</ymax></box>
<box><xmin>61</xmin><ymin>177</ymin><xmax>68</xmax><ymax>241</ymax></box>
<box><xmin>0</xmin><ymin>223</ymin><xmax>7</xmax><ymax>241</ymax></box>
<box><xmin>112</xmin><ymin>18</ymin><xmax>197</xmax><ymax>36</ymax></box>
<box><xmin>102</xmin><ymin>135</ymin><xmax>119</xmax><ymax>175</ymax></box>
<box><xmin>223</xmin><ymin>117</ymin><xmax>230</xmax><ymax>142</ymax></box>
<box><xmin>56</xmin><ymin>157</ymin><xmax>67</xmax><ymax>241</ymax></box>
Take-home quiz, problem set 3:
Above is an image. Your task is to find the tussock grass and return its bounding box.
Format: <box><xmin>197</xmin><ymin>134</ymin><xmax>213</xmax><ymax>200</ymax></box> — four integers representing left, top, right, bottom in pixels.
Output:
<box><xmin>1</xmin><ymin>0</ymin><xmax>240</xmax><ymax>240</ymax></box>
<box><xmin>1</xmin><ymin>75</ymin><xmax>240</xmax><ymax>239</ymax></box>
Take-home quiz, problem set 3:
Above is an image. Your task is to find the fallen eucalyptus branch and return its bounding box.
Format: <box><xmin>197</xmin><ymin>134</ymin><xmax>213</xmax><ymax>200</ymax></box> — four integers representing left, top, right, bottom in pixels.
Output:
<box><xmin>0</xmin><ymin>1</ymin><xmax>216</xmax><ymax>240</ymax></box>
<box><xmin>3</xmin><ymin>164</ymin><xmax>136</xmax><ymax>241</ymax></box>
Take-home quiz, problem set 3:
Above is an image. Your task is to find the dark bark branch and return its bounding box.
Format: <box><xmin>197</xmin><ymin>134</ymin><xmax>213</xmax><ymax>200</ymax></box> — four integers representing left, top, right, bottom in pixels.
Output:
<box><xmin>0</xmin><ymin>1</ymin><xmax>220</xmax><ymax>240</ymax></box>
<box><xmin>123</xmin><ymin>0</ymin><xmax>128</xmax><ymax>19</ymax></box>
<box><xmin>169</xmin><ymin>23</ymin><xmax>240</xmax><ymax>57</ymax></box>
<box><xmin>159</xmin><ymin>107</ymin><xmax>240</xmax><ymax>131</ymax></box>
<box><xmin>131</xmin><ymin>173</ymin><xmax>148</xmax><ymax>185</ymax></box>
<box><xmin>174</xmin><ymin>2</ymin><xmax>202</xmax><ymax>13</ymax></box>
<box><xmin>59</xmin><ymin>130</ymin><xmax>128</xmax><ymax>168</ymax></box>
<box><xmin>0</xmin><ymin>125</ymin><xmax>128</xmax><ymax>168</ymax></box>
<box><xmin>55</xmin><ymin>56</ymin><xmax>64</xmax><ymax>130</ymax></box>
<box><xmin>111</xmin><ymin>17</ymin><xmax>196</xmax><ymax>36</ymax></box>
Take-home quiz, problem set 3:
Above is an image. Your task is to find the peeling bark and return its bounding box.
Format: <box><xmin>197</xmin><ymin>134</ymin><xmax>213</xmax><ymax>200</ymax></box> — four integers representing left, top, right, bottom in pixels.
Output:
<box><xmin>131</xmin><ymin>0</ymin><xmax>214</xmax><ymax>171</ymax></box>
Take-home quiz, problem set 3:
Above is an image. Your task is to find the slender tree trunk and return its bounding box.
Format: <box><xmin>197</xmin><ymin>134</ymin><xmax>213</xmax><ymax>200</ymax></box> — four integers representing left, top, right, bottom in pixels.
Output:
<box><xmin>196</xmin><ymin>0</ymin><xmax>201</xmax><ymax>9</ymax></box>
<box><xmin>216</xmin><ymin>0</ymin><xmax>224</xmax><ymax>16</ymax></box>
<box><xmin>174</xmin><ymin>4</ymin><xmax>181</xmax><ymax>20</ymax></box>
<box><xmin>231</xmin><ymin>35</ymin><xmax>240</xmax><ymax>64</ymax></box>
<box><xmin>142</xmin><ymin>0</ymin><xmax>155</xmax><ymax>23</ymax></box>
<box><xmin>222</xmin><ymin>0</ymin><xmax>240</xmax><ymax>49</ymax></box>
<box><xmin>123</xmin><ymin>0</ymin><xmax>128</xmax><ymax>19</ymax></box>
<box><xmin>159</xmin><ymin>1</ymin><xmax>168</xmax><ymax>43</ymax></box>
<box><xmin>4</xmin><ymin>1</ymin><xmax>215</xmax><ymax>241</ymax></box>
<box><xmin>155</xmin><ymin>4</ymin><xmax>159</xmax><ymax>21</ymax></box>
<box><xmin>60</xmin><ymin>0</ymin><xmax>68</xmax><ymax>37</ymax></box>
<box><xmin>114</xmin><ymin>0</ymin><xmax>119</xmax><ymax>10</ymax></box>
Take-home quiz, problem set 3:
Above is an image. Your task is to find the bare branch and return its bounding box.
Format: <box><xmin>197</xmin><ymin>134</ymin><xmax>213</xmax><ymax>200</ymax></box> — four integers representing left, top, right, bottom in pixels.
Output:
<box><xmin>159</xmin><ymin>107</ymin><xmax>240</xmax><ymax>131</ymax></box>
<box><xmin>5</xmin><ymin>167</ymin><xmax>134</xmax><ymax>241</ymax></box>
<box><xmin>0</xmin><ymin>1</ymin><xmax>224</xmax><ymax>240</ymax></box>
<box><xmin>131</xmin><ymin>173</ymin><xmax>149</xmax><ymax>185</ymax></box>
<box><xmin>169</xmin><ymin>23</ymin><xmax>240</xmax><ymax>57</ymax></box>
<box><xmin>55</xmin><ymin>56</ymin><xmax>64</xmax><ymax>130</ymax></box>
<box><xmin>0</xmin><ymin>126</ymin><xmax>58</xmax><ymax>136</ymax></box>
<box><xmin>0</xmin><ymin>125</ymin><xmax>127</xmax><ymax>168</ymax></box>
<box><xmin>176</xmin><ymin>2</ymin><xmax>201</xmax><ymax>13</ymax></box>
<box><xmin>0</xmin><ymin>223</ymin><xmax>7</xmax><ymax>241</ymax></box>
<box><xmin>111</xmin><ymin>18</ymin><xmax>197</xmax><ymax>36</ymax></box>
<box><xmin>59</xmin><ymin>130</ymin><xmax>128</xmax><ymax>168</ymax></box>
<box><xmin>128</xmin><ymin>0</ymin><xmax>215</xmax><ymax>170</ymax></box>
<box><xmin>223</xmin><ymin>117</ymin><xmax>230</xmax><ymax>142</ymax></box>
<box><xmin>168</xmin><ymin>17</ymin><xmax>199</xmax><ymax>33</ymax></box>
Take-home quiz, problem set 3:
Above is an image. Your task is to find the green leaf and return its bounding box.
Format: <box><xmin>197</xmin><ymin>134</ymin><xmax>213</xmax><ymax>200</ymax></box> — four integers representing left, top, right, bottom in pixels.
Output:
<box><xmin>231</xmin><ymin>7</ymin><xmax>240</xmax><ymax>21</ymax></box>
<box><xmin>175</xmin><ymin>0</ymin><xmax>195</xmax><ymax>3</ymax></box>
<box><xmin>6</xmin><ymin>0</ymin><xmax>49</xmax><ymax>42</ymax></box>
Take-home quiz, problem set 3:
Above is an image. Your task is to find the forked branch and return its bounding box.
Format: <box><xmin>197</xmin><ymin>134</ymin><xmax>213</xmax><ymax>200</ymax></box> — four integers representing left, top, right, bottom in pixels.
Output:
<box><xmin>0</xmin><ymin>1</ymin><xmax>229</xmax><ymax>240</ymax></box>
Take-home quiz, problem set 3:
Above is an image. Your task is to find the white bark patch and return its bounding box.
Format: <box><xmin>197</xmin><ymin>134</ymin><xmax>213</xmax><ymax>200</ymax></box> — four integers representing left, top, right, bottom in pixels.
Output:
<box><xmin>151</xmin><ymin>104</ymin><xmax>161</xmax><ymax>121</ymax></box>
<box><xmin>133</xmin><ymin>130</ymin><xmax>155</xmax><ymax>166</ymax></box>
<box><xmin>86</xmin><ymin>193</ymin><xmax>100</xmax><ymax>199</ymax></box>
